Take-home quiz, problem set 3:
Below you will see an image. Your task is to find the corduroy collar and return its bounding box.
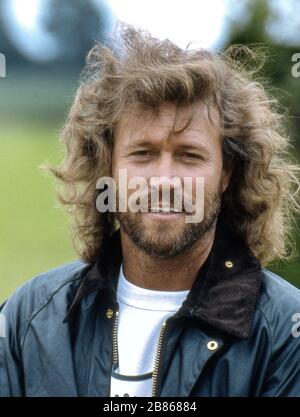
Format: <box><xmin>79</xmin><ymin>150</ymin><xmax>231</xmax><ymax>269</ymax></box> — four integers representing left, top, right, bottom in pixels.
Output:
<box><xmin>63</xmin><ymin>216</ymin><xmax>262</xmax><ymax>339</ymax></box>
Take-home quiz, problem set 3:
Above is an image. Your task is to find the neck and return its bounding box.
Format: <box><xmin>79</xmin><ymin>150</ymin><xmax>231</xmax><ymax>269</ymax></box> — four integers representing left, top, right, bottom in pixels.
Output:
<box><xmin>120</xmin><ymin>226</ymin><xmax>216</xmax><ymax>291</ymax></box>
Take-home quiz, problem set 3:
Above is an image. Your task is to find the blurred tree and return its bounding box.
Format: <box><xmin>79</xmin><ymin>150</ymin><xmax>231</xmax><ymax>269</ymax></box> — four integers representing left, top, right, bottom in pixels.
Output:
<box><xmin>0</xmin><ymin>0</ymin><xmax>29</xmax><ymax>67</ymax></box>
<box><xmin>224</xmin><ymin>0</ymin><xmax>300</xmax><ymax>153</ymax></box>
<box><xmin>41</xmin><ymin>0</ymin><xmax>110</xmax><ymax>68</ymax></box>
<box><xmin>0</xmin><ymin>0</ymin><xmax>111</xmax><ymax>70</ymax></box>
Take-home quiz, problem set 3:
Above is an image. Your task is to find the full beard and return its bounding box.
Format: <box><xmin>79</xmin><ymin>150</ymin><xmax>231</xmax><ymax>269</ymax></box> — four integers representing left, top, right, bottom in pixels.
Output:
<box><xmin>115</xmin><ymin>183</ymin><xmax>223</xmax><ymax>259</ymax></box>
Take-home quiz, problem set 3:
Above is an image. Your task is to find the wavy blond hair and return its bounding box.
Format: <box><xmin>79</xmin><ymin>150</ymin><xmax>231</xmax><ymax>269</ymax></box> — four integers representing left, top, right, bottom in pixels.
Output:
<box><xmin>43</xmin><ymin>23</ymin><xmax>300</xmax><ymax>266</ymax></box>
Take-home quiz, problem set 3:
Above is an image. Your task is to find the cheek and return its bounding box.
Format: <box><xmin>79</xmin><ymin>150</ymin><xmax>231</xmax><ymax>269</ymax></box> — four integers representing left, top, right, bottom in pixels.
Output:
<box><xmin>112</xmin><ymin>154</ymin><xmax>133</xmax><ymax>181</ymax></box>
<box><xmin>187</xmin><ymin>165</ymin><xmax>223</xmax><ymax>197</ymax></box>
<box><xmin>113</xmin><ymin>164</ymin><xmax>149</xmax><ymax>202</ymax></box>
<box><xmin>117</xmin><ymin>162</ymin><xmax>151</xmax><ymax>185</ymax></box>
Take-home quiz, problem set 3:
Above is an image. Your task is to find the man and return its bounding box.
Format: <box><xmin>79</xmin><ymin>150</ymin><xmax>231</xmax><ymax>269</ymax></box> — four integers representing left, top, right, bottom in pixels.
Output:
<box><xmin>1</xmin><ymin>24</ymin><xmax>300</xmax><ymax>397</ymax></box>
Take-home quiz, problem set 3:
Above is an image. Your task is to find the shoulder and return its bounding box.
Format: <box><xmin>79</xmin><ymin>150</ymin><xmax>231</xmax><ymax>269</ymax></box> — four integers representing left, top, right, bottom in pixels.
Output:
<box><xmin>0</xmin><ymin>260</ymin><xmax>90</xmax><ymax>344</ymax></box>
<box><xmin>256</xmin><ymin>268</ymin><xmax>300</xmax><ymax>347</ymax></box>
<box><xmin>259</xmin><ymin>268</ymin><xmax>300</xmax><ymax>311</ymax></box>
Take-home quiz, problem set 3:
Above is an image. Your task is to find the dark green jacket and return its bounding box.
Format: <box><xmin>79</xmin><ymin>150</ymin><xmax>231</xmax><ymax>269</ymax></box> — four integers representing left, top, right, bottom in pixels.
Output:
<box><xmin>1</xmin><ymin>219</ymin><xmax>300</xmax><ymax>396</ymax></box>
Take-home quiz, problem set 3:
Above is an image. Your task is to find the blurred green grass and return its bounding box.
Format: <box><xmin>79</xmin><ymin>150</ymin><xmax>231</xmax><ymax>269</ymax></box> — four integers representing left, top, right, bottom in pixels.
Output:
<box><xmin>0</xmin><ymin>124</ymin><xmax>76</xmax><ymax>304</ymax></box>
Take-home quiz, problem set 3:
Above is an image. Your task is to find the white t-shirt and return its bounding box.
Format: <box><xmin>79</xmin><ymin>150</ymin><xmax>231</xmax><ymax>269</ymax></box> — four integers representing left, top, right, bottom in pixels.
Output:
<box><xmin>110</xmin><ymin>263</ymin><xmax>190</xmax><ymax>397</ymax></box>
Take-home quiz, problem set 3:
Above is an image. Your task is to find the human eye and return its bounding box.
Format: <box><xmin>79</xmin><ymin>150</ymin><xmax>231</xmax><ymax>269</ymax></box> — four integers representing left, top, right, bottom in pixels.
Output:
<box><xmin>130</xmin><ymin>149</ymin><xmax>156</xmax><ymax>158</ymax></box>
<box><xmin>133</xmin><ymin>150</ymin><xmax>152</xmax><ymax>156</ymax></box>
<box><xmin>179</xmin><ymin>152</ymin><xmax>203</xmax><ymax>160</ymax></box>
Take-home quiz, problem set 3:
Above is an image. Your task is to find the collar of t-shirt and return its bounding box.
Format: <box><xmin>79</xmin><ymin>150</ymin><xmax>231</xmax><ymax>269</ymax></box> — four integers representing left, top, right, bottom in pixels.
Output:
<box><xmin>110</xmin><ymin>263</ymin><xmax>190</xmax><ymax>397</ymax></box>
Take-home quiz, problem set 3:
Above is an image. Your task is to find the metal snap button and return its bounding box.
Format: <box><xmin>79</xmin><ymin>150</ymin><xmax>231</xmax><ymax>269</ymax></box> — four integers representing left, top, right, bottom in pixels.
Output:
<box><xmin>106</xmin><ymin>308</ymin><xmax>114</xmax><ymax>319</ymax></box>
<box><xmin>225</xmin><ymin>260</ymin><xmax>233</xmax><ymax>268</ymax></box>
<box><xmin>207</xmin><ymin>341</ymin><xmax>218</xmax><ymax>351</ymax></box>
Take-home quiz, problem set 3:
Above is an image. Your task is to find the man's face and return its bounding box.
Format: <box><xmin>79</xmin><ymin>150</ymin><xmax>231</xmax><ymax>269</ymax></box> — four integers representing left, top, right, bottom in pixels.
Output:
<box><xmin>112</xmin><ymin>101</ymin><xmax>231</xmax><ymax>258</ymax></box>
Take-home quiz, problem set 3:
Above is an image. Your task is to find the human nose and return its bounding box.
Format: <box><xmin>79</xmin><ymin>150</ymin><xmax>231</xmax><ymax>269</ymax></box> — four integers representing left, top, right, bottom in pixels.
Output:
<box><xmin>149</xmin><ymin>152</ymin><xmax>182</xmax><ymax>204</ymax></box>
<box><xmin>155</xmin><ymin>151</ymin><xmax>176</xmax><ymax>180</ymax></box>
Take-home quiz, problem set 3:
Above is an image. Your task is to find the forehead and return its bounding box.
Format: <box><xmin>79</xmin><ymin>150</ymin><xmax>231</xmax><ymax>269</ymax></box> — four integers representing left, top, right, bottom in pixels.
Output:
<box><xmin>115</xmin><ymin>101</ymin><xmax>221</xmax><ymax>148</ymax></box>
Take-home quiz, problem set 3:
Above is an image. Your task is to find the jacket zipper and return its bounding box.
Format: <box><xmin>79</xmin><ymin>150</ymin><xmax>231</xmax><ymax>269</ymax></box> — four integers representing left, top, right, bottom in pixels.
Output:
<box><xmin>107</xmin><ymin>303</ymin><xmax>119</xmax><ymax>396</ymax></box>
<box><xmin>151</xmin><ymin>320</ymin><xmax>168</xmax><ymax>397</ymax></box>
<box><xmin>112</xmin><ymin>307</ymin><xmax>119</xmax><ymax>367</ymax></box>
<box><xmin>110</xmin><ymin>308</ymin><xmax>170</xmax><ymax>397</ymax></box>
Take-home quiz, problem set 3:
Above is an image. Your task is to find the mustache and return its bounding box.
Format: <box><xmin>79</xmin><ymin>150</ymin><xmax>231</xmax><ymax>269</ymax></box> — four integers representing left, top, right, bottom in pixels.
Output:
<box><xmin>127</xmin><ymin>187</ymin><xmax>195</xmax><ymax>213</ymax></box>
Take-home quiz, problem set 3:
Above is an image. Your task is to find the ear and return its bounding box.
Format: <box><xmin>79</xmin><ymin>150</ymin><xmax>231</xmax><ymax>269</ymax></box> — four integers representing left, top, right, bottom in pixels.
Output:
<box><xmin>221</xmin><ymin>165</ymin><xmax>233</xmax><ymax>193</ymax></box>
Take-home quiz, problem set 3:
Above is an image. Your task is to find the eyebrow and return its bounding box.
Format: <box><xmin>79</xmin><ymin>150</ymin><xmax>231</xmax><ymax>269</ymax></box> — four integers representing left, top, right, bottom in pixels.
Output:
<box><xmin>127</xmin><ymin>139</ymin><xmax>210</xmax><ymax>154</ymax></box>
<box><xmin>175</xmin><ymin>143</ymin><xmax>210</xmax><ymax>153</ymax></box>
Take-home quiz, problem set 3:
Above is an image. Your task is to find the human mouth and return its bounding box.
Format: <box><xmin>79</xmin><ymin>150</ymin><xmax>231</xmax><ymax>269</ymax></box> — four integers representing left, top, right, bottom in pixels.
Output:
<box><xmin>143</xmin><ymin>207</ymin><xmax>184</xmax><ymax>221</ymax></box>
<box><xmin>149</xmin><ymin>207</ymin><xmax>182</xmax><ymax>213</ymax></box>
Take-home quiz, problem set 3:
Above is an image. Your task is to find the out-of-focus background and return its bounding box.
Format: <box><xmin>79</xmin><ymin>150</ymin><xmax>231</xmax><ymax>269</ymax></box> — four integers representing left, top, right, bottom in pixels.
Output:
<box><xmin>1</xmin><ymin>0</ymin><xmax>300</xmax><ymax>303</ymax></box>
